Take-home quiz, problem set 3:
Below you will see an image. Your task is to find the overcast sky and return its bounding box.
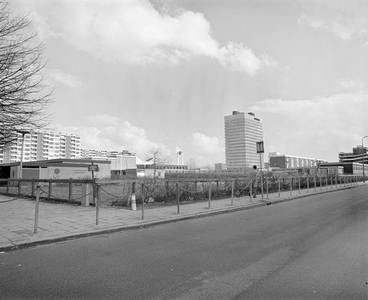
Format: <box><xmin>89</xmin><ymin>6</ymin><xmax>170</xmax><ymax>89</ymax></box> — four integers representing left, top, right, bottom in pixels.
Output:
<box><xmin>11</xmin><ymin>0</ymin><xmax>368</xmax><ymax>165</ymax></box>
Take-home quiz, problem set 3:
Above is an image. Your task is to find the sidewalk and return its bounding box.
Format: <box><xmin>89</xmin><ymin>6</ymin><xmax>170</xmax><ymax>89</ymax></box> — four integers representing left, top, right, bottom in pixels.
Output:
<box><xmin>0</xmin><ymin>181</ymin><xmax>363</xmax><ymax>252</ymax></box>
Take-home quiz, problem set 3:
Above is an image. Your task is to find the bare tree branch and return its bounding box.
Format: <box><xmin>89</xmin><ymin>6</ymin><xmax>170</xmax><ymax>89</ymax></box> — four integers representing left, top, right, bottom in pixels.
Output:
<box><xmin>0</xmin><ymin>1</ymin><xmax>52</xmax><ymax>143</ymax></box>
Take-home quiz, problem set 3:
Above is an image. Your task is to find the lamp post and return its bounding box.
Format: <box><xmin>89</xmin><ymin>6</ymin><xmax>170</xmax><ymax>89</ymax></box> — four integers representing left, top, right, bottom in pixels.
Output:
<box><xmin>17</xmin><ymin>130</ymin><xmax>29</xmax><ymax>179</ymax></box>
<box><xmin>362</xmin><ymin>136</ymin><xmax>368</xmax><ymax>183</ymax></box>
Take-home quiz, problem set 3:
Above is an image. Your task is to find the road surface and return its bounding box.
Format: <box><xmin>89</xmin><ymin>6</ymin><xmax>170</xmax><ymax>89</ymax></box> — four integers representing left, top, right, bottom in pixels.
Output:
<box><xmin>1</xmin><ymin>185</ymin><xmax>368</xmax><ymax>299</ymax></box>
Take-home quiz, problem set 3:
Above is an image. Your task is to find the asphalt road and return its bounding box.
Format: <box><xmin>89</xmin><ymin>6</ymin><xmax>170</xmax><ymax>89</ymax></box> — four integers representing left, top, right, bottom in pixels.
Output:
<box><xmin>1</xmin><ymin>185</ymin><xmax>368</xmax><ymax>299</ymax></box>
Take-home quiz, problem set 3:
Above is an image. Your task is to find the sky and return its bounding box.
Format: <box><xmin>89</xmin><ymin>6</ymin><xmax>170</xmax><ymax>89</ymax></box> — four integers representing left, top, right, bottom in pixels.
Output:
<box><xmin>10</xmin><ymin>0</ymin><xmax>368</xmax><ymax>166</ymax></box>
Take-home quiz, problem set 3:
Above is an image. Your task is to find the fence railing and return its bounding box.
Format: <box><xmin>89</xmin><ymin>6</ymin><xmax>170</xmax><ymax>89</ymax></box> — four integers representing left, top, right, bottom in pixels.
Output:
<box><xmin>0</xmin><ymin>174</ymin><xmax>361</xmax><ymax>206</ymax></box>
<box><xmin>0</xmin><ymin>174</ymin><xmax>361</xmax><ymax>234</ymax></box>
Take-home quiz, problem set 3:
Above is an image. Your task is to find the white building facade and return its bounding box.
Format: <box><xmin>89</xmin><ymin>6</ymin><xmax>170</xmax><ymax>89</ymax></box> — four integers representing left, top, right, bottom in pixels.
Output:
<box><xmin>0</xmin><ymin>131</ymin><xmax>81</xmax><ymax>163</ymax></box>
<box><xmin>224</xmin><ymin>111</ymin><xmax>264</xmax><ymax>171</ymax></box>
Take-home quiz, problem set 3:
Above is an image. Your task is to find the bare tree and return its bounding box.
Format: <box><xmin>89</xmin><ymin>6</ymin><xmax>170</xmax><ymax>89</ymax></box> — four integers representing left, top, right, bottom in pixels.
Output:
<box><xmin>187</xmin><ymin>157</ymin><xmax>198</xmax><ymax>170</ymax></box>
<box><xmin>145</xmin><ymin>148</ymin><xmax>171</xmax><ymax>178</ymax></box>
<box><xmin>0</xmin><ymin>1</ymin><xmax>52</xmax><ymax>144</ymax></box>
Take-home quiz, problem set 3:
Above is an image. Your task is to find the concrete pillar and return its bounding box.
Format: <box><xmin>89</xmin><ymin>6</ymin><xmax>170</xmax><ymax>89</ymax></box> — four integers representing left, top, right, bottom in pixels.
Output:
<box><xmin>81</xmin><ymin>184</ymin><xmax>92</xmax><ymax>207</ymax></box>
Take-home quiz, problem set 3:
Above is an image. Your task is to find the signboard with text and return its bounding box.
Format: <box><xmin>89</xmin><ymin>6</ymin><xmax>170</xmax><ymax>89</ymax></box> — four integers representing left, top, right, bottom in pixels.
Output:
<box><xmin>88</xmin><ymin>165</ymin><xmax>99</xmax><ymax>172</ymax></box>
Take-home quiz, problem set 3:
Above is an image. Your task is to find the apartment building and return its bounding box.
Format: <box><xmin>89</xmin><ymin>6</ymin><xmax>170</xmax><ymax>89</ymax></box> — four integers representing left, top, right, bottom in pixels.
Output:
<box><xmin>0</xmin><ymin>131</ymin><xmax>81</xmax><ymax>163</ymax></box>
<box><xmin>224</xmin><ymin>111</ymin><xmax>264</xmax><ymax>171</ymax></box>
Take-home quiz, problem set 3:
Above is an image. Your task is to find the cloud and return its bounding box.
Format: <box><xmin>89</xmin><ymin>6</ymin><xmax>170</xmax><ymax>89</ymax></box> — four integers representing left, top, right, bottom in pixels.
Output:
<box><xmin>54</xmin><ymin>114</ymin><xmax>171</xmax><ymax>159</ymax></box>
<box><xmin>250</xmin><ymin>93</ymin><xmax>368</xmax><ymax>159</ymax></box>
<box><xmin>47</xmin><ymin>69</ymin><xmax>88</xmax><ymax>88</ymax></box>
<box><xmin>297</xmin><ymin>1</ymin><xmax>368</xmax><ymax>40</ymax></box>
<box><xmin>191</xmin><ymin>132</ymin><xmax>224</xmax><ymax>157</ymax></box>
<box><xmin>337</xmin><ymin>78</ymin><xmax>365</xmax><ymax>90</ymax></box>
<box><xmin>13</xmin><ymin>0</ymin><xmax>275</xmax><ymax>76</ymax></box>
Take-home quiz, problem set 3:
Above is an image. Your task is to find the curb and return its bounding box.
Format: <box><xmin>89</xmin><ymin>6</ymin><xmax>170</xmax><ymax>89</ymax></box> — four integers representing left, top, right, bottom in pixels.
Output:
<box><xmin>0</xmin><ymin>184</ymin><xmax>360</xmax><ymax>252</ymax></box>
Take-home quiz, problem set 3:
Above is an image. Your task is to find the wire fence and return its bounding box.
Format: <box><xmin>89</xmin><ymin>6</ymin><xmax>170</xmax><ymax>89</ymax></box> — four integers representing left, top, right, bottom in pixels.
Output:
<box><xmin>0</xmin><ymin>174</ymin><xmax>360</xmax><ymax>207</ymax></box>
<box><xmin>0</xmin><ymin>174</ymin><xmax>361</xmax><ymax>234</ymax></box>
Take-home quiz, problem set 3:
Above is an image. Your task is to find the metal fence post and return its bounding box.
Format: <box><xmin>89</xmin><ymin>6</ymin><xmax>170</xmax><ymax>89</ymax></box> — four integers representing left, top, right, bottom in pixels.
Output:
<box><xmin>307</xmin><ymin>176</ymin><xmax>309</xmax><ymax>193</ymax></box>
<box><xmin>261</xmin><ymin>173</ymin><xmax>264</xmax><ymax>199</ymax></box>
<box><xmin>96</xmin><ymin>184</ymin><xmax>100</xmax><ymax>225</ymax></box>
<box><xmin>208</xmin><ymin>182</ymin><xmax>211</xmax><ymax>209</ymax></box>
<box><xmin>31</xmin><ymin>181</ymin><xmax>35</xmax><ymax>197</ymax></box>
<box><xmin>326</xmin><ymin>176</ymin><xmax>328</xmax><ymax>189</ymax></box>
<box><xmin>18</xmin><ymin>180</ymin><xmax>21</xmax><ymax>195</ymax></box>
<box><xmin>290</xmin><ymin>177</ymin><xmax>292</xmax><ymax>195</ymax></box>
<box><xmin>131</xmin><ymin>181</ymin><xmax>136</xmax><ymax>211</ymax></box>
<box><xmin>266</xmin><ymin>177</ymin><xmax>269</xmax><ymax>199</ymax></box>
<box><xmin>6</xmin><ymin>179</ymin><xmax>10</xmax><ymax>194</ymax></box>
<box><xmin>314</xmin><ymin>175</ymin><xmax>316</xmax><ymax>191</ymax></box>
<box><xmin>68</xmin><ymin>179</ymin><xmax>73</xmax><ymax>200</ymax></box>
<box><xmin>48</xmin><ymin>179</ymin><xmax>52</xmax><ymax>200</ymax></box>
<box><xmin>176</xmin><ymin>182</ymin><xmax>180</xmax><ymax>214</ymax></box>
<box><xmin>34</xmin><ymin>186</ymin><xmax>40</xmax><ymax>234</ymax></box>
<box><xmin>231</xmin><ymin>179</ymin><xmax>234</xmax><ymax>205</ymax></box>
<box><xmin>141</xmin><ymin>183</ymin><xmax>145</xmax><ymax>219</ymax></box>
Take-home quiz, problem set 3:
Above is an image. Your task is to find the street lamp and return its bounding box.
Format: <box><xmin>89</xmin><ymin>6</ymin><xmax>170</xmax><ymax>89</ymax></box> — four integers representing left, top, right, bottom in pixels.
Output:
<box><xmin>362</xmin><ymin>136</ymin><xmax>368</xmax><ymax>183</ymax></box>
<box><xmin>17</xmin><ymin>130</ymin><xmax>29</xmax><ymax>179</ymax></box>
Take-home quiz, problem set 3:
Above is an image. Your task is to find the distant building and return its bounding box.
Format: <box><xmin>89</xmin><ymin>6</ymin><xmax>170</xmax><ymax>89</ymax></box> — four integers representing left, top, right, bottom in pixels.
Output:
<box><xmin>80</xmin><ymin>149</ymin><xmax>134</xmax><ymax>158</ymax></box>
<box><xmin>339</xmin><ymin>146</ymin><xmax>368</xmax><ymax>164</ymax></box>
<box><xmin>269</xmin><ymin>152</ymin><xmax>326</xmax><ymax>172</ymax></box>
<box><xmin>319</xmin><ymin>162</ymin><xmax>364</xmax><ymax>175</ymax></box>
<box><xmin>224</xmin><ymin>111</ymin><xmax>263</xmax><ymax>171</ymax></box>
<box><xmin>215</xmin><ymin>163</ymin><xmax>227</xmax><ymax>172</ymax></box>
<box><xmin>0</xmin><ymin>158</ymin><xmax>111</xmax><ymax>180</ymax></box>
<box><xmin>0</xmin><ymin>131</ymin><xmax>81</xmax><ymax>163</ymax></box>
<box><xmin>137</xmin><ymin>163</ymin><xmax>189</xmax><ymax>178</ymax></box>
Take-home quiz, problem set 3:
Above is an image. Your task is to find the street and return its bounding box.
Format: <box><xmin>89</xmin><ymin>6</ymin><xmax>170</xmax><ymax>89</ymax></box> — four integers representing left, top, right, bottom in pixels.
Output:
<box><xmin>1</xmin><ymin>185</ymin><xmax>368</xmax><ymax>299</ymax></box>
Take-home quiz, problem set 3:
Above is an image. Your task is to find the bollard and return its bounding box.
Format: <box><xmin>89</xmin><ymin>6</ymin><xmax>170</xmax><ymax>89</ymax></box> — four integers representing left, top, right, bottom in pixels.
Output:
<box><xmin>278</xmin><ymin>175</ymin><xmax>281</xmax><ymax>197</ymax></box>
<box><xmin>266</xmin><ymin>178</ymin><xmax>269</xmax><ymax>199</ymax></box>
<box><xmin>299</xmin><ymin>176</ymin><xmax>301</xmax><ymax>194</ymax></box>
<box><xmin>314</xmin><ymin>176</ymin><xmax>316</xmax><ymax>192</ymax></box>
<box><xmin>34</xmin><ymin>186</ymin><xmax>40</xmax><ymax>234</ymax></box>
<box><xmin>131</xmin><ymin>182</ymin><xmax>136</xmax><ymax>211</ymax></box>
<box><xmin>81</xmin><ymin>184</ymin><xmax>91</xmax><ymax>207</ymax></box>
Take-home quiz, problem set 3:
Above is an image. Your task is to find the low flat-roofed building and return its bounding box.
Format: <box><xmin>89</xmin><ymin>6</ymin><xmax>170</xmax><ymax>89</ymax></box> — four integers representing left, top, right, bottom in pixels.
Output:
<box><xmin>0</xmin><ymin>159</ymin><xmax>111</xmax><ymax>180</ymax></box>
<box><xmin>269</xmin><ymin>152</ymin><xmax>326</xmax><ymax>171</ymax></box>
<box><xmin>319</xmin><ymin>162</ymin><xmax>364</xmax><ymax>175</ymax></box>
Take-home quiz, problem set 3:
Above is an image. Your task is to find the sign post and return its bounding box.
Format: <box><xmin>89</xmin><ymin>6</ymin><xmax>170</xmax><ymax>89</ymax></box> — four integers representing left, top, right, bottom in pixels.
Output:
<box><xmin>88</xmin><ymin>161</ymin><xmax>99</xmax><ymax>205</ymax></box>
<box><xmin>256</xmin><ymin>141</ymin><xmax>265</xmax><ymax>199</ymax></box>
